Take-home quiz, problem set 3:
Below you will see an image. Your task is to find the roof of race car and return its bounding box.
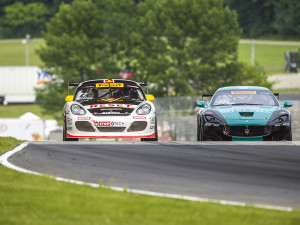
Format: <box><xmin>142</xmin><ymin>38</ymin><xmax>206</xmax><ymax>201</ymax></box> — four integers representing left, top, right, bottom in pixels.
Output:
<box><xmin>216</xmin><ymin>86</ymin><xmax>270</xmax><ymax>92</ymax></box>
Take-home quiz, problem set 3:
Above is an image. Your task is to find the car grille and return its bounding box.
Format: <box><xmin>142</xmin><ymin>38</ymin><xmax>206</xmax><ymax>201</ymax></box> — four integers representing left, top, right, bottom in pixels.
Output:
<box><xmin>227</xmin><ymin>126</ymin><xmax>270</xmax><ymax>137</ymax></box>
<box><xmin>88</xmin><ymin>108</ymin><xmax>134</xmax><ymax>116</ymax></box>
<box><xmin>127</xmin><ymin>121</ymin><xmax>147</xmax><ymax>132</ymax></box>
<box><xmin>97</xmin><ymin>127</ymin><xmax>126</xmax><ymax>132</ymax></box>
<box><xmin>75</xmin><ymin>121</ymin><xmax>95</xmax><ymax>132</ymax></box>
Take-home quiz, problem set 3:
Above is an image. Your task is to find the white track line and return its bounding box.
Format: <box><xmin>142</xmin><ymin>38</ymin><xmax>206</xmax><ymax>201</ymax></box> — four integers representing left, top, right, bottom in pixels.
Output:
<box><xmin>0</xmin><ymin>142</ymin><xmax>293</xmax><ymax>212</ymax></box>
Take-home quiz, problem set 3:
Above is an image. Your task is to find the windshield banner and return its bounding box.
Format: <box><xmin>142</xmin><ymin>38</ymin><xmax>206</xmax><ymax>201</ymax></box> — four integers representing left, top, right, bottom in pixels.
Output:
<box><xmin>231</xmin><ymin>91</ymin><xmax>256</xmax><ymax>95</ymax></box>
<box><xmin>96</xmin><ymin>83</ymin><xmax>124</xmax><ymax>88</ymax></box>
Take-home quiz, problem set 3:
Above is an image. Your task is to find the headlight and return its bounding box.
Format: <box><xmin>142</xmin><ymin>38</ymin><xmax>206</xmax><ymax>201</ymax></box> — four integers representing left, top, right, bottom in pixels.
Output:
<box><xmin>136</xmin><ymin>103</ymin><xmax>151</xmax><ymax>115</ymax></box>
<box><xmin>70</xmin><ymin>104</ymin><xmax>86</xmax><ymax>115</ymax></box>
<box><xmin>204</xmin><ymin>115</ymin><xmax>221</xmax><ymax>124</ymax></box>
<box><xmin>273</xmin><ymin>115</ymin><xmax>288</xmax><ymax>124</ymax></box>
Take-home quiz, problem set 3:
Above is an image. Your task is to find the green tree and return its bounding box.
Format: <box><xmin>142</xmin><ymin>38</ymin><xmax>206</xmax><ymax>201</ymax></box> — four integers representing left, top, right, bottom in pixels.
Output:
<box><xmin>36</xmin><ymin>0</ymin><xmax>100</xmax><ymax>116</ymax></box>
<box><xmin>219</xmin><ymin>62</ymin><xmax>273</xmax><ymax>91</ymax></box>
<box><xmin>37</xmin><ymin>0</ymin><xmax>100</xmax><ymax>82</ymax></box>
<box><xmin>131</xmin><ymin>0</ymin><xmax>241</xmax><ymax>96</ymax></box>
<box><xmin>36</xmin><ymin>0</ymin><xmax>137</xmax><ymax>116</ymax></box>
<box><xmin>35</xmin><ymin>80</ymin><xmax>68</xmax><ymax>121</ymax></box>
<box><xmin>224</xmin><ymin>0</ymin><xmax>300</xmax><ymax>39</ymax></box>
<box><xmin>93</xmin><ymin>0</ymin><xmax>138</xmax><ymax>77</ymax></box>
<box><xmin>274</xmin><ymin>0</ymin><xmax>300</xmax><ymax>38</ymax></box>
<box><xmin>224</xmin><ymin>0</ymin><xmax>277</xmax><ymax>38</ymax></box>
<box><xmin>1</xmin><ymin>2</ymin><xmax>49</xmax><ymax>38</ymax></box>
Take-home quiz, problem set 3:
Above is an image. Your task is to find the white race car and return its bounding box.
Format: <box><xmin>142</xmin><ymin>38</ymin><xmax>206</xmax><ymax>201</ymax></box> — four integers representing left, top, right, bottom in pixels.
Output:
<box><xmin>63</xmin><ymin>79</ymin><xmax>158</xmax><ymax>141</ymax></box>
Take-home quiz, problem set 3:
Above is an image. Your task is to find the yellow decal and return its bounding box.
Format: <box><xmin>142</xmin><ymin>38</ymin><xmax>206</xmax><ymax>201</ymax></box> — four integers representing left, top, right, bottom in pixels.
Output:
<box><xmin>231</xmin><ymin>91</ymin><xmax>256</xmax><ymax>95</ymax></box>
<box><xmin>96</xmin><ymin>83</ymin><xmax>124</xmax><ymax>88</ymax></box>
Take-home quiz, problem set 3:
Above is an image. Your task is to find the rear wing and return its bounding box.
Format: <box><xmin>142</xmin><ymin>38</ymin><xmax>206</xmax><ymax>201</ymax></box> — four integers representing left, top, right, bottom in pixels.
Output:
<box><xmin>67</xmin><ymin>80</ymin><xmax>150</xmax><ymax>94</ymax></box>
<box><xmin>67</xmin><ymin>82</ymin><xmax>81</xmax><ymax>96</ymax></box>
<box><xmin>273</xmin><ymin>92</ymin><xmax>279</xmax><ymax>100</ymax></box>
<box><xmin>68</xmin><ymin>82</ymin><xmax>81</xmax><ymax>87</ymax></box>
<box><xmin>138</xmin><ymin>81</ymin><xmax>148</xmax><ymax>86</ymax></box>
<box><xmin>68</xmin><ymin>81</ymin><xmax>148</xmax><ymax>86</ymax></box>
<box><xmin>202</xmin><ymin>94</ymin><xmax>213</xmax><ymax>100</ymax></box>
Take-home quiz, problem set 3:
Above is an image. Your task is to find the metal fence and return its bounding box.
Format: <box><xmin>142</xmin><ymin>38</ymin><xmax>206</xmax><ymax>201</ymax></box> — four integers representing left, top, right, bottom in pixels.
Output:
<box><xmin>155</xmin><ymin>94</ymin><xmax>300</xmax><ymax>141</ymax></box>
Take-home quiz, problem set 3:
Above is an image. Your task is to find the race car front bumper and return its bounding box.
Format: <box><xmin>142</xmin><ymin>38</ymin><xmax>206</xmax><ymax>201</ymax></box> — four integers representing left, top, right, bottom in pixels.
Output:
<box><xmin>65</xmin><ymin>115</ymin><xmax>156</xmax><ymax>138</ymax></box>
<box><xmin>203</xmin><ymin>122</ymin><xmax>291</xmax><ymax>141</ymax></box>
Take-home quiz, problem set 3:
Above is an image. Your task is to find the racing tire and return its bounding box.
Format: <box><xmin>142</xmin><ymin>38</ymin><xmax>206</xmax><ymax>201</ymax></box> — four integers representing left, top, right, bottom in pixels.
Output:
<box><xmin>197</xmin><ymin>119</ymin><xmax>204</xmax><ymax>141</ymax></box>
<box><xmin>63</xmin><ymin>120</ymin><xmax>78</xmax><ymax>141</ymax></box>
<box><xmin>141</xmin><ymin>117</ymin><xmax>158</xmax><ymax>141</ymax></box>
<box><xmin>285</xmin><ymin>127</ymin><xmax>293</xmax><ymax>141</ymax></box>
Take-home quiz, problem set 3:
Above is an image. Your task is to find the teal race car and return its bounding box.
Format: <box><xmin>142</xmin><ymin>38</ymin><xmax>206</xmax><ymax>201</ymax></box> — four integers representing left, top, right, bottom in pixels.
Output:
<box><xmin>196</xmin><ymin>86</ymin><xmax>293</xmax><ymax>141</ymax></box>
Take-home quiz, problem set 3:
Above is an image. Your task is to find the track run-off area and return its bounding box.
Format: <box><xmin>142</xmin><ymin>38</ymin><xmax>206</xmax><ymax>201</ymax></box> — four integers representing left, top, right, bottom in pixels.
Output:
<box><xmin>1</xmin><ymin>141</ymin><xmax>300</xmax><ymax>211</ymax></box>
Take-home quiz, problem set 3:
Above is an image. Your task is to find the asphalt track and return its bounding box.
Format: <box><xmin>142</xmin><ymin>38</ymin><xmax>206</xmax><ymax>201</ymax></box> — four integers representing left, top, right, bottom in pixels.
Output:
<box><xmin>6</xmin><ymin>141</ymin><xmax>300</xmax><ymax>208</ymax></box>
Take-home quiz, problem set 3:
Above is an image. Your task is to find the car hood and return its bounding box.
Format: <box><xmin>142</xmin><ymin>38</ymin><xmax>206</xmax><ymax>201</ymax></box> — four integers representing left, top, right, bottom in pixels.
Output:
<box><xmin>212</xmin><ymin>105</ymin><xmax>280</xmax><ymax>126</ymax></box>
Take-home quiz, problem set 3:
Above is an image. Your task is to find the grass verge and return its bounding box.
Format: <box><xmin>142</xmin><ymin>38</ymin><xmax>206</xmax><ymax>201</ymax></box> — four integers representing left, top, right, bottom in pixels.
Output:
<box><xmin>0</xmin><ymin>104</ymin><xmax>49</xmax><ymax>118</ymax></box>
<box><xmin>238</xmin><ymin>43</ymin><xmax>300</xmax><ymax>75</ymax></box>
<box><xmin>0</xmin><ymin>137</ymin><xmax>300</xmax><ymax>225</ymax></box>
<box><xmin>0</xmin><ymin>39</ymin><xmax>44</xmax><ymax>66</ymax></box>
<box><xmin>0</xmin><ymin>38</ymin><xmax>299</xmax><ymax>76</ymax></box>
<box><xmin>0</xmin><ymin>104</ymin><xmax>62</xmax><ymax>125</ymax></box>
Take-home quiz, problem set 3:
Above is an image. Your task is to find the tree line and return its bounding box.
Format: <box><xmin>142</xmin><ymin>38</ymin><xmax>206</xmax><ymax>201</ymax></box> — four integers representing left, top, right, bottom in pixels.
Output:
<box><xmin>0</xmin><ymin>0</ymin><xmax>73</xmax><ymax>38</ymax></box>
<box><xmin>1</xmin><ymin>0</ymin><xmax>299</xmax><ymax>39</ymax></box>
<box><xmin>224</xmin><ymin>0</ymin><xmax>300</xmax><ymax>39</ymax></box>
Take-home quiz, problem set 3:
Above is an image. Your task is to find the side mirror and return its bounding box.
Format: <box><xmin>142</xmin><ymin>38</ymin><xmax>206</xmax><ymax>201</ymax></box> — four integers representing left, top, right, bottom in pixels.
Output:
<box><xmin>283</xmin><ymin>100</ymin><xmax>293</xmax><ymax>108</ymax></box>
<box><xmin>146</xmin><ymin>94</ymin><xmax>155</xmax><ymax>101</ymax></box>
<box><xmin>65</xmin><ymin>95</ymin><xmax>74</xmax><ymax>102</ymax></box>
<box><xmin>196</xmin><ymin>100</ymin><xmax>206</xmax><ymax>108</ymax></box>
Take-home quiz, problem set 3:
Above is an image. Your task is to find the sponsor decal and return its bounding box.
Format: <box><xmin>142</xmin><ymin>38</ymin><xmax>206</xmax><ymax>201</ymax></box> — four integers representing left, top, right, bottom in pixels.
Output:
<box><xmin>111</xmin><ymin>122</ymin><xmax>125</xmax><ymax>126</ymax></box>
<box><xmin>218</xmin><ymin>109</ymin><xmax>234</xmax><ymax>113</ymax></box>
<box><xmin>218</xmin><ymin>108</ymin><xmax>273</xmax><ymax>113</ymax></box>
<box><xmin>77</xmin><ymin>117</ymin><xmax>91</xmax><ymax>120</ymax></box>
<box><xmin>89</xmin><ymin>104</ymin><xmax>135</xmax><ymax>109</ymax></box>
<box><xmin>150</xmin><ymin>117</ymin><xmax>156</xmax><ymax>124</ymax></box>
<box><xmin>94</xmin><ymin>121</ymin><xmax>124</xmax><ymax>127</ymax></box>
<box><xmin>133</xmin><ymin>116</ymin><xmax>146</xmax><ymax>120</ymax></box>
<box><xmin>231</xmin><ymin>91</ymin><xmax>256</xmax><ymax>95</ymax></box>
<box><xmin>96</xmin><ymin>83</ymin><xmax>124</xmax><ymax>88</ymax></box>
<box><xmin>67</xmin><ymin>118</ymin><xmax>72</xmax><ymax>125</ymax></box>
<box><xmin>95</xmin><ymin>121</ymin><xmax>111</xmax><ymax>127</ymax></box>
<box><xmin>36</xmin><ymin>71</ymin><xmax>54</xmax><ymax>85</ymax></box>
<box><xmin>104</xmin><ymin>79</ymin><xmax>114</xmax><ymax>83</ymax></box>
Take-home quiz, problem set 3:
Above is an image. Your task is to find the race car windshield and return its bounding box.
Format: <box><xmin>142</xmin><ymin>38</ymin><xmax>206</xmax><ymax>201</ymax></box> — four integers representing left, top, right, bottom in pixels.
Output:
<box><xmin>74</xmin><ymin>85</ymin><xmax>145</xmax><ymax>102</ymax></box>
<box><xmin>211</xmin><ymin>90</ymin><xmax>279</xmax><ymax>107</ymax></box>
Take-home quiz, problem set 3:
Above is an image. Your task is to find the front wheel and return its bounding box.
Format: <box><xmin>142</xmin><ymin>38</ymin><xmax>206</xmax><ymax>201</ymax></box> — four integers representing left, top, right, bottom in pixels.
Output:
<box><xmin>63</xmin><ymin>119</ymin><xmax>78</xmax><ymax>141</ymax></box>
<box><xmin>285</xmin><ymin>127</ymin><xmax>293</xmax><ymax>141</ymax></box>
<box><xmin>197</xmin><ymin>119</ymin><xmax>204</xmax><ymax>141</ymax></box>
<box><xmin>141</xmin><ymin>117</ymin><xmax>158</xmax><ymax>141</ymax></box>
